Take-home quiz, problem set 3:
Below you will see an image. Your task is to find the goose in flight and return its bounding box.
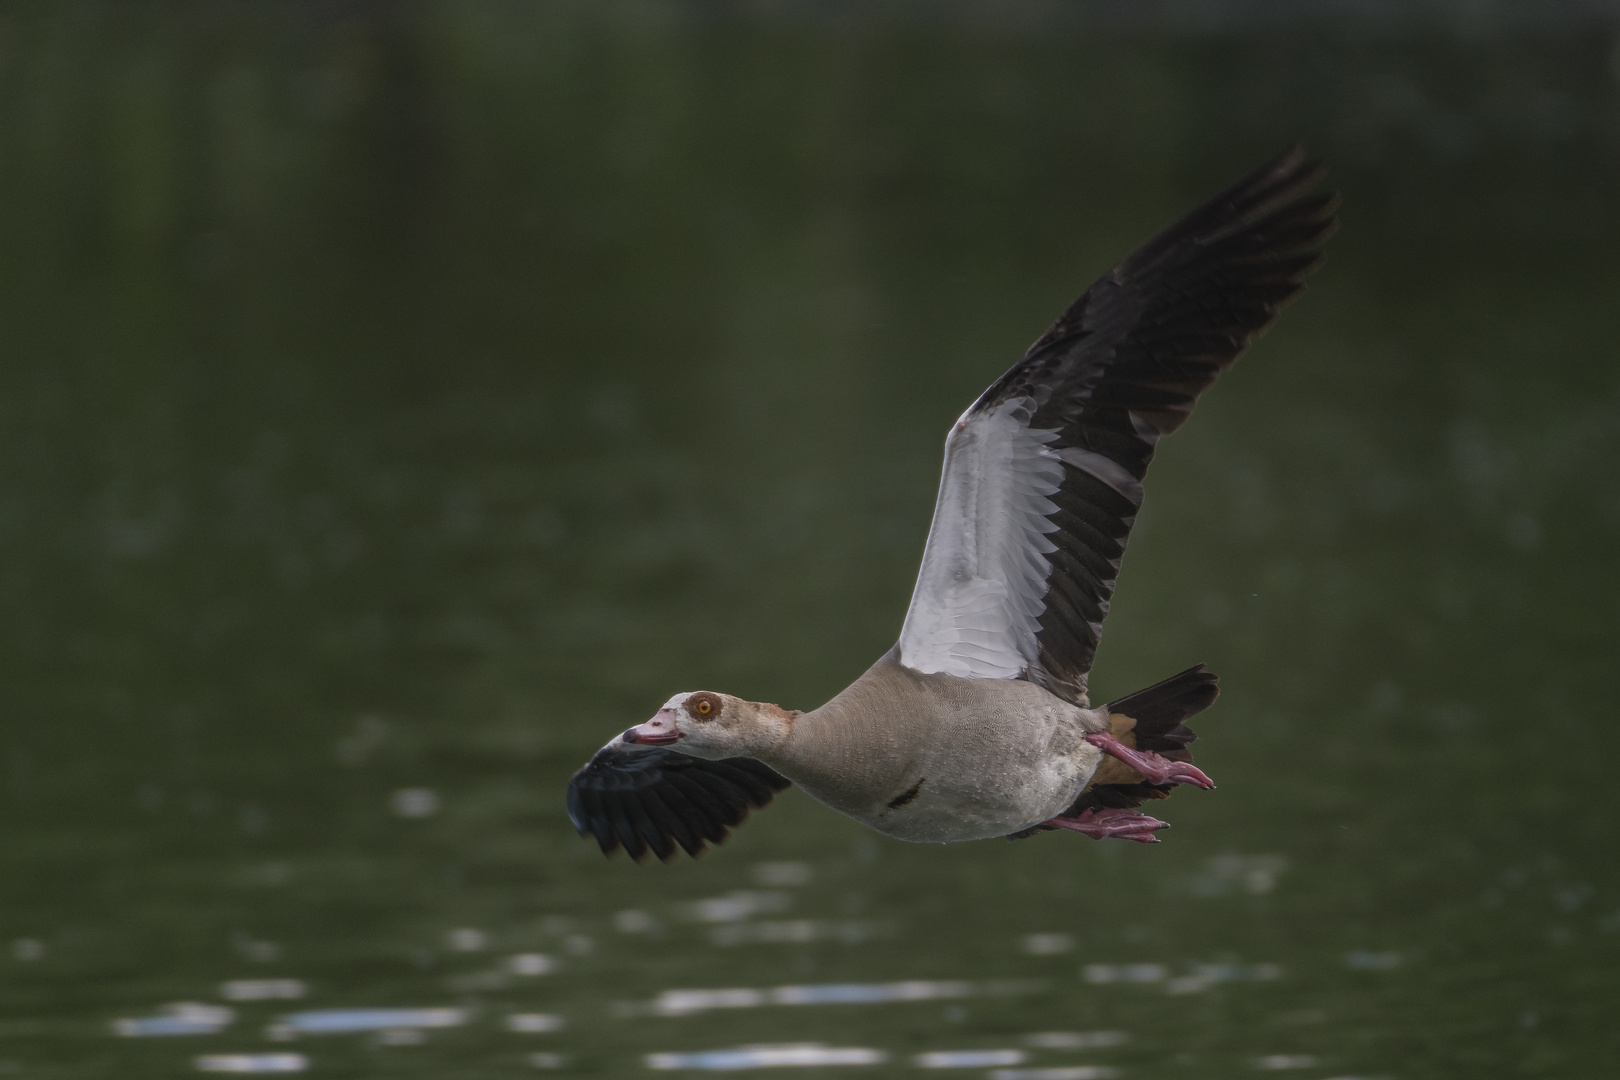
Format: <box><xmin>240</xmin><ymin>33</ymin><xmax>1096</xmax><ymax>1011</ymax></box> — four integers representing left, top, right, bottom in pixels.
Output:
<box><xmin>567</xmin><ymin>147</ymin><xmax>1337</xmax><ymax>861</ymax></box>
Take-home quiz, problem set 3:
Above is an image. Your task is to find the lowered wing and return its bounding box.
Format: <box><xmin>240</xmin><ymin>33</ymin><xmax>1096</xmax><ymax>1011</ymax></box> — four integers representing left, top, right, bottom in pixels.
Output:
<box><xmin>566</xmin><ymin>744</ymin><xmax>791</xmax><ymax>862</ymax></box>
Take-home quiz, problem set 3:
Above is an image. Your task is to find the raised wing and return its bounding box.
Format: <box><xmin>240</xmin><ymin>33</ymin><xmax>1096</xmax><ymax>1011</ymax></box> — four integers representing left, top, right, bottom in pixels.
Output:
<box><xmin>566</xmin><ymin>745</ymin><xmax>791</xmax><ymax>862</ymax></box>
<box><xmin>897</xmin><ymin>147</ymin><xmax>1337</xmax><ymax>703</ymax></box>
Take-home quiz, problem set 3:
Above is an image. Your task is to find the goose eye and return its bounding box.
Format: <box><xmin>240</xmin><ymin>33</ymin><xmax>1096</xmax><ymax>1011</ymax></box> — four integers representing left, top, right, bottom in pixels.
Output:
<box><xmin>685</xmin><ymin>694</ymin><xmax>720</xmax><ymax>720</ymax></box>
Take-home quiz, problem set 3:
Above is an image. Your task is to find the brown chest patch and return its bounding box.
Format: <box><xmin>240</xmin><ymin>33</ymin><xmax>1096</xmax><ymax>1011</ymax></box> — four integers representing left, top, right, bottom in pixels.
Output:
<box><xmin>762</xmin><ymin>703</ymin><xmax>800</xmax><ymax>732</ymax></box>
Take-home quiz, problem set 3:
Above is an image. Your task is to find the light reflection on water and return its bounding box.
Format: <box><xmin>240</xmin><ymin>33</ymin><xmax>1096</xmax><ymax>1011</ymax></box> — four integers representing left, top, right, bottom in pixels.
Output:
<box><xmin>1023</xmin><ymin>1034</ymin><xmax>1127</xmax><ymax>1051</ymax></box>
<box><xmin>708</xmin><ymin>920</ymin><xmax>888</xmax><ymax>947</ymax></box>
<box><xmin>114</xmin><ymin>1004</ymin><xmax>235</xmax><ymax>1038</ymax></box>
<box><xmin>644</xmin><ymin>1044</ymin><xmax>888</xmax><ymax>1070</ymax></box>
<box><xmin>1342</xmin><ymin>950</ymin><xmax>1402</xmax><ymax>971</ymax></box>
<box><xmin>684</xmin><ymin>891</ymin><xmax>793</xmax><ymax>924</ymax></box>
<box><xmin>193</xmin><ymin>1054</ymin><xmax>308</xmax><ymax>1075</ymax></box>
<box><xmin>1022</xmin><ymin>933</ymin><xmax>1074</xmax><ymax>955</ymax></box>
<box><xmin>913</xmin><ymin>1048</ymin><xmax>1027</xmax><ymax>1068</ymax></box>
<box><xmin>506</xmin><ymin>1013</ymin><xmax>566</xmax><ymax>1033</ymax></box>
<box><xmin>637</xmin><ymin>979</ymin><xmax>1039</xmax><ymax>1017</ymax></box>
<box><xmin>266</xmin><ymin>1007</ymin><xmax>466</xmax><ymax>1037</ymax></box>
<box><xmin>988</xmin><ymin>1069</ymin><xmax>1119</xmax><ymax>1080</ymax></box>
<box><xmin>1081</xmin><ymin>960</ymin><xmax>1282</xmax><ymax>994</ymax></box>
<box><xmin>220</xmin><ymin>980</ymin><xmax>306</xmax><ymax>1002</ymax></box>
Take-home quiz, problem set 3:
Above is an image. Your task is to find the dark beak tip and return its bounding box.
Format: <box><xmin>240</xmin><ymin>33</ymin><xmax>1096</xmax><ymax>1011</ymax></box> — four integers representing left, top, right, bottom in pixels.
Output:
<box><xmin>621</xmin><ymin>728</ymin><xmax>641</xmax><ymax>744</ymax></box>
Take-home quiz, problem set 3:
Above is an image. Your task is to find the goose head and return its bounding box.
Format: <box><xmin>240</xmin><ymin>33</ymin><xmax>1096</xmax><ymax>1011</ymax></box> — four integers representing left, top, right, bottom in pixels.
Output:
<box><xmin>621</xmin><ymin>691</ymin><xmax>797</xmax><ymax>760</ymax></box>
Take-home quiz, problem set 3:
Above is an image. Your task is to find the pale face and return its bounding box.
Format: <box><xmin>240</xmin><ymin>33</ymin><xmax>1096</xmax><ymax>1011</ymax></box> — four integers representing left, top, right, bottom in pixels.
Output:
<box><xmin>621</xmin><ymin>691</ymin><xmax>794</xmax><ymax>761</ymax></box>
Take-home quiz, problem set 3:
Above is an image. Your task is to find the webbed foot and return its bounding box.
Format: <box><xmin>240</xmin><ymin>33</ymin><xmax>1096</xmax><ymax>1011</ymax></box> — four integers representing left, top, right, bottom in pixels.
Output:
<box><xmin>1084</xmin><ymin>731</ymin><xmax>1215</xmax><ymax>789</ymax></box>
<box><xmin>1043</xmin><ymin>807</ymin><xmax>1169</xmax><ymax>844</ymax></box>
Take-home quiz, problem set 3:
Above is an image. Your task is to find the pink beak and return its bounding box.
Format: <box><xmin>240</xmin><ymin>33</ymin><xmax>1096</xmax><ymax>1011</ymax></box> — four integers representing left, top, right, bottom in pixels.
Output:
<box><xmin>622</xmin><ymin>707</ymin><xmax>683</xmax><ymax>746</ymax></box>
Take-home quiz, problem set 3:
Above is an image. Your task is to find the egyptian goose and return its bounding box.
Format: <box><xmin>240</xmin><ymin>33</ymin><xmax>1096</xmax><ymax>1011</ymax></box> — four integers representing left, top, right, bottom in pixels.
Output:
<box><xmin>568</xmin><ymin>147</ymin><xmax>1337</xmax><ymax>860</ymax></box>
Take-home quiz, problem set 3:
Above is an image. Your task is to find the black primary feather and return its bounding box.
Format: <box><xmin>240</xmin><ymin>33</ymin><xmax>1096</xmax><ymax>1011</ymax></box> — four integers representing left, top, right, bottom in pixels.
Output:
<box><xmin>566</xmin><ymin>746</ymin><xmax>792</xmax><ymax>863</ymax></box>
<box><xmin>971</xmin><ymin>146</ymin><xmax>1337</xmax><ymax>703</ymax></box>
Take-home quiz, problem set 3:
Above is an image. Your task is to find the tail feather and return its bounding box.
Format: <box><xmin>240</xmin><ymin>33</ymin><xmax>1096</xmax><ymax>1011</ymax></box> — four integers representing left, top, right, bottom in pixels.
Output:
<box><xmin>1105</xmin><ymin>663</ymin><xmax>1219</xmax><ymax>762</ymax></box>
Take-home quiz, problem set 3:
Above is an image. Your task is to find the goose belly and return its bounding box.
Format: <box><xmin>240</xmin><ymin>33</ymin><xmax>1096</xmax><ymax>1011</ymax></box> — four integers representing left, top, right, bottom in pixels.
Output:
<box><xmin>780</xmin><ymin>664</ymin><xmax>1106</xmax><ymax>844</ymax></box>
<box><xmin>849</xmin><ymin>718</ymin><xmax>1101</xmax><ymax>843</ymax></box>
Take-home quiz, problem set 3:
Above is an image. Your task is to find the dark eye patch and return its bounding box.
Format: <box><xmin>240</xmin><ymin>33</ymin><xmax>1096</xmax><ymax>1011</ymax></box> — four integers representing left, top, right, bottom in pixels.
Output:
<box><xmin>684</xmin><ymin>693</ymin><xmax>722</xmax><ymax>721</ymax></box>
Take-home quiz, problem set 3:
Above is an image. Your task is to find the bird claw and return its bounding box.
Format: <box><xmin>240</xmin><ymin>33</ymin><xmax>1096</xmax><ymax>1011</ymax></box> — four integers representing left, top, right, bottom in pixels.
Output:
<box><xmin>1084</xmin><ymin>731</ymin><xmax>1215</xmax><ymax>789</ymax></box>
<box><xmin>1044</xmin><ymin>807</ymin><xmax>1169</xmax><ymax>843</ymax></box>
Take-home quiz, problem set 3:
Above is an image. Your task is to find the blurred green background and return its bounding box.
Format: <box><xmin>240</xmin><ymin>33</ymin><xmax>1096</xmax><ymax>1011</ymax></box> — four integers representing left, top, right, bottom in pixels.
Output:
<box><xmin>1</xmin><ymin>1</ymin><xmax>1618</xmax><ymax>1076</ymax></box>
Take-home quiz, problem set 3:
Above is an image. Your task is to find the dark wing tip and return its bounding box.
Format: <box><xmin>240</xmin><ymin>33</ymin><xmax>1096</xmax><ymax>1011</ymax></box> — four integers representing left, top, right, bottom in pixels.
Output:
<box><xmin>564</xmin><ymin>747</ymin><xmax>790</xmax><ymax>864</ymax></box>
<box><xmin>1019</xmin><ymin>146</ymin><xmax>1336</xmax><ymax>368</ymax></box>
<box><xmin>1118</xmin><ymin>143</ymin><xmax>1337</xmax><ymax>280</ymax></box>
<box><xmin>985</xmin><ymin>150</ymin><xmax>1336</xmax><ymax>700</ymax></box>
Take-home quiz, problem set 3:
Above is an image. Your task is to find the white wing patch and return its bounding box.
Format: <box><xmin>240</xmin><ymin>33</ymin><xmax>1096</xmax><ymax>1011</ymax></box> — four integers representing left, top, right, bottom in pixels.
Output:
<box><xmin>897</xmin><ymin>396</ymin><xmax>1065</xmax><ymax>680</ymax></box>
<box><xmin>896</xmin><ymin>396</ymin><xmax>1145</xmax><ymax>683</ymax></box>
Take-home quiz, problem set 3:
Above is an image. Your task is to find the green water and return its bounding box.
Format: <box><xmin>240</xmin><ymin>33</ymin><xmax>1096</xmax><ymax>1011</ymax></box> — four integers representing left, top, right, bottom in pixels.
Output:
<box><xmin>2</xmin><ymin>4</ymin><xmax>1618</xmax><ymax>1077</ymax></box>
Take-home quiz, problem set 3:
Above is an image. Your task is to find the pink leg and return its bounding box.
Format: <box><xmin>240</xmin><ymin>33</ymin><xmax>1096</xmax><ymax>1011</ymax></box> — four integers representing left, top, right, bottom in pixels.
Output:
<box><xmin>1044</xmin><ymin>807</ymin><xmax>1168</xmax><ymax>844</ymax></box>
<box><xmin>1084</xmin><ymin>731</ymin><xmax>1216</xmax><ymax>789</ymax></box>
